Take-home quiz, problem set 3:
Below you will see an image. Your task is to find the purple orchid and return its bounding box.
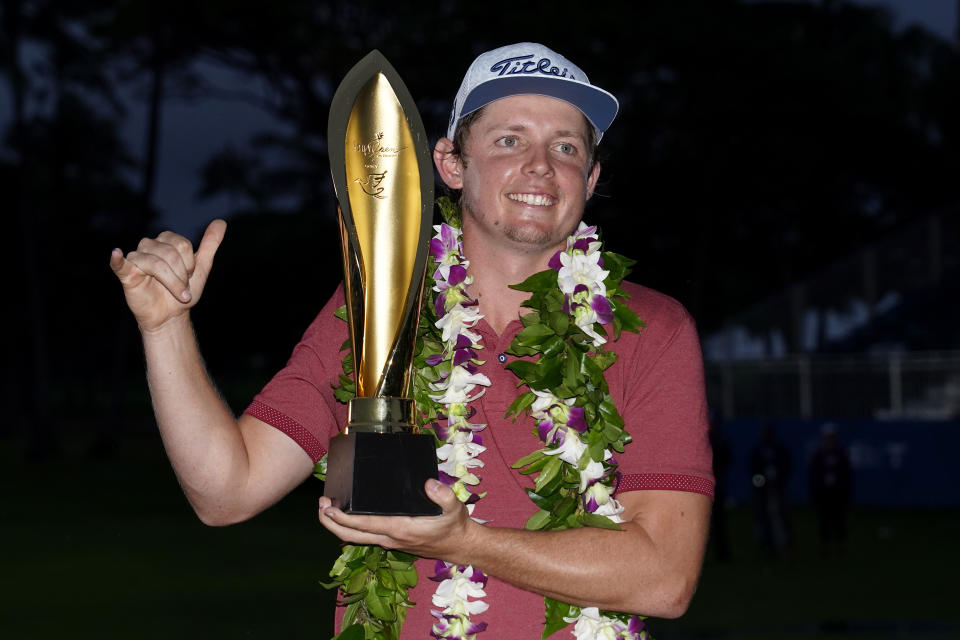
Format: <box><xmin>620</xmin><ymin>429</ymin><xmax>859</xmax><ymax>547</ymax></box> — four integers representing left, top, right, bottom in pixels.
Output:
<box><xmin>591</xmin><ymin>295</ymin><xmax>613</xmax><ymax>324</ymax></box>
<box><xmin>430</xmin><ymin>223</ymin><xmax>461</xmax><ymax>262</ymax></box>
<box><xmin>548</xmin><ymin>250</ymin><xmax>564</xmax><ymax>271</ymax></box>
<box><xmin>567</xmin><ymin>406</ymin><xmax>588</xmax><ymax>433</ymax></box>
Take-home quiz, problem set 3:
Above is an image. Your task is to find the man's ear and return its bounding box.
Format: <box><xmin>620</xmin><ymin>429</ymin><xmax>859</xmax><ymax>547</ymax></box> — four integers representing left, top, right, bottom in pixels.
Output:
<box><xmin>585</xmin><ymin>161</ymin><xmax>601</xmax><ymax>201</ymax></box>
<box><xmin>434</xmin><ymin>138</ymin><xmax>463</xmax><ymax>189</ymax></box>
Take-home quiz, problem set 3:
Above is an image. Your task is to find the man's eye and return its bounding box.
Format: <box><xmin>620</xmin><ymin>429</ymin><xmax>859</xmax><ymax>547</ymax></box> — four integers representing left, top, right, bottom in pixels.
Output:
<box><xmin>557</xmin><ymin>142</ymin><xmax>576</xmax><ymax>155</ymax></box>
<box><xmin>497</xmin><ymin>136</ymin><xmax>518</xmax><ymax>147</ymax></box>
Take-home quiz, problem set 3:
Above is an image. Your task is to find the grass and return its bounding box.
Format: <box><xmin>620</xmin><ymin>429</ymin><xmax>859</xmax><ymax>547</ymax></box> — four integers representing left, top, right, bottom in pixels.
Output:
<box><xmin>658</xmin><ymin>506</ymin><xmax>960</xmax><ymax>639</ymax></box>
<box><xmin>2</xmin><ymin>432</ymin><xmax>958</xmax><ymax>639</ymax></box>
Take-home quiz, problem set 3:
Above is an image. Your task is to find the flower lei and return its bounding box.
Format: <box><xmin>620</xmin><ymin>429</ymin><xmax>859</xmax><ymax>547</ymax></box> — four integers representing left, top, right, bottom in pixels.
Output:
<box><xmin>319</xmin><ymin>197</ymin><xmax>647</xmax><ymax>640</ymax></box>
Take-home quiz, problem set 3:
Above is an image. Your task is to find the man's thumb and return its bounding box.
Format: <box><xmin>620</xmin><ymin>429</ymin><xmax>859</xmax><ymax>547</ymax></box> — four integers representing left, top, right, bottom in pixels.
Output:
<box><xmin>195</xmin><ymin>219</ymin><xmax>227</xmax><ymax>274</ymax></box>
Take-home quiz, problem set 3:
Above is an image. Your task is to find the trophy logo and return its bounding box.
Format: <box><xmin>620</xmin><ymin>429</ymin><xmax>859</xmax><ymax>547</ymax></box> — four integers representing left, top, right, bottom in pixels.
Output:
<box><xmin>353</xmin><ymin>170</ymin><xmax>388</xmax><ymax>198</ymax></box>
<box><xmin>323</xmin><ymin>51</ymin><xmax>440</xmax><ymax>516</ymax></box>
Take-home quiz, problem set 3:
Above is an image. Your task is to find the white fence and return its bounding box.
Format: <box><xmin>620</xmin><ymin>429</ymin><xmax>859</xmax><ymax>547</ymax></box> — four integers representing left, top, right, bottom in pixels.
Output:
<box><xmin>704</xmin><ymin>351</ymin><xmax>960</xmax><ymax>420</ymax></box>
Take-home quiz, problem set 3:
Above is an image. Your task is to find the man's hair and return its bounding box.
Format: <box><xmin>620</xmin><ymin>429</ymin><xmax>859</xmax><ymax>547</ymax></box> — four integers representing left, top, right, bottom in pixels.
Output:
<box><xmin>449</xmin><ymin>106</ymin><xmax>599</xmax><ymax>172</ymax></box>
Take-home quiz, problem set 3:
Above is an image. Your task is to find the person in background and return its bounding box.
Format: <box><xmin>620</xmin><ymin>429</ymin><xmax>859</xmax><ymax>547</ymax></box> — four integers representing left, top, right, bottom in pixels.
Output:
<box><xmin>809</xmin><ymin>422</ymin><xmax>853</xmax><ymax>557</ymax></box>
<box><xmin>749</xmin><ymin>423</ymin><xmax>792</xmax><ymax>556</ymax></box>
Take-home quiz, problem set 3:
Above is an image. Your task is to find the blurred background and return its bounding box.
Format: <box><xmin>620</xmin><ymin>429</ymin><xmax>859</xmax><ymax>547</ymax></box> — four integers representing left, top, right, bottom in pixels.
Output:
<box><xmin>1</xmin><ymin>0</ymin><xmax>958</xmax><ymax>638</ymax></box>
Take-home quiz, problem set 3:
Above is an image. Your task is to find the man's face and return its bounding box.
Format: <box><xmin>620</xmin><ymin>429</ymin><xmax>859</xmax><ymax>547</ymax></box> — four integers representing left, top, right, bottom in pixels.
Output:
<box><xmin>453</xmin><ymin>95</ymin><xmax>600</xmax><ymax>253</ymax></box>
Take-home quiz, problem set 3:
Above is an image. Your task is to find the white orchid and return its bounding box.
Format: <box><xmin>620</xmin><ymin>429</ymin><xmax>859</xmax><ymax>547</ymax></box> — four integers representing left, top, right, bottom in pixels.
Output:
<box><xmin>436</xmin><ymin>302</ymin><xmax>483</xmax><ymax>343</ymax></box>
<box><xmin>543</xmin><ymin>427</ymin><xmax>588</xmax><ymax>465</ymax></box>
<box><xmin>531</xmin><ymin>388</ymin><xmax>564</xmax><ymax>414</ymax></box>
<box><xmin>579</xmin><ymin>460</ymin><xmax>607</xmax><ymax>492</ymax></box>
<box><xmin>430</xmin><ymin>366</ymin><xmax>491</xmax><ymax>404</ymax></box>
<box><xmin>432</xmin><ymin>565</ymin><xmax>489</xmax><ymax>616</ymax></box>
<box><xmin>557</xmin><ymin>251</ymin><xmax>609</xmax><ymax>296</ymax></box>
<box><xmin>565</xmin><ymin>607</ymin><xmax>619</xmax><ymax>640</ymax></box>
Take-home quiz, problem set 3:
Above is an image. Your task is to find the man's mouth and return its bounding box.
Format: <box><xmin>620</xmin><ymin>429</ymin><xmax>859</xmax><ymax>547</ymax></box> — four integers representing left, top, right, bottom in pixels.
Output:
<box><xmin>507</xmin><ymin>193</ymin><xmax>556</xmax><ymax>206</ymax></box>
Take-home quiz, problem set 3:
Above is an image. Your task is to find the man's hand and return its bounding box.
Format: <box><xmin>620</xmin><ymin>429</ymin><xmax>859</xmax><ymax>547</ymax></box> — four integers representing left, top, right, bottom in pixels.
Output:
<box><xmin>110</xmin><ymin>220</ymin><xmax>227</xmax><ymax>333</ymax></box>
<box><xmin>318</xmin><ymin>479</ymin><xmax>475</xmax><ymax>563</ymax></box>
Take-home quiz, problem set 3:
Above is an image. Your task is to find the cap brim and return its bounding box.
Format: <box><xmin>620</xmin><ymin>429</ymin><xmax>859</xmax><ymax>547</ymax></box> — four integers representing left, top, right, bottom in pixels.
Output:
<box><xmin>454</xmin><ymin>76</ymin><xmax>618</xmax><ymax>139</ymax></box>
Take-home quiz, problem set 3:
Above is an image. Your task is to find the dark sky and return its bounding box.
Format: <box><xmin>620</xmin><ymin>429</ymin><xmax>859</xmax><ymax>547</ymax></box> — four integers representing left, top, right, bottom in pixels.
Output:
<box><xmin>138</xmin><ymin>0</ymin><xmax>957</xmax><ymax>240</ymax></box>
<box><xmin>2</xmin><ymin>1</ymin><xmax>954</xmax><ymax>241</ymax></box>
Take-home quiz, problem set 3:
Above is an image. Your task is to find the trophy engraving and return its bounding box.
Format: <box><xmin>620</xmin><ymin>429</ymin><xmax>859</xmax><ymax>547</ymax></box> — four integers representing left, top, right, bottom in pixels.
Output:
<box><xmin>323</xmin><ymin>51</ymin><xmax>440</xmax><ymax>515</ymax></box>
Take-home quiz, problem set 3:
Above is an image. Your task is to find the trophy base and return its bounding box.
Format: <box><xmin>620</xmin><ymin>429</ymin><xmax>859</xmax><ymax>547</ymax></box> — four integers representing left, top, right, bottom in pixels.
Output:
<box><xmin>324</xmin><ymin>431</ymin><xmax>442</xmax><ymax>516</ymax></box>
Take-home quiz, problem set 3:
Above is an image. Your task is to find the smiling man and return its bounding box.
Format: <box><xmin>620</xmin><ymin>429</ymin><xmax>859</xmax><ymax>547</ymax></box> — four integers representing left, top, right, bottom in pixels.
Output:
<box><xmin>111</xmin><ymin>43</ymin><xmax>714</xmax><ymax>638</ymax></box>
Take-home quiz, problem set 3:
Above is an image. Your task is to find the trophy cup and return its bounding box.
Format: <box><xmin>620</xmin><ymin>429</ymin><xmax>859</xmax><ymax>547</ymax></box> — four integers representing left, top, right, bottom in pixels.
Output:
<box><xmin>322</xmin><ymin>51</ymin><xmax>441</xmax><ymax>516</ymax></box>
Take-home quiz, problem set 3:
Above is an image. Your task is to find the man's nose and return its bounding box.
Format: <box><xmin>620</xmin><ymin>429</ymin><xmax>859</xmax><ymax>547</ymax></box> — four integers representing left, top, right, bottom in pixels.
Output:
<box><xmin>522</xmin><ymin>145</ymin><xmax>554</xmax><ymax>177</ymax></box>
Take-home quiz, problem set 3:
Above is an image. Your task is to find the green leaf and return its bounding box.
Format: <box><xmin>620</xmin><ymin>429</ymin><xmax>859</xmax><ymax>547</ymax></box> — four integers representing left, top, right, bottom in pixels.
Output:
<box><xmin>600</xmin><ymin>250</ymin><xmax>636</xmax><ymax>285</ymax></box>
<box><xmin>530</xmin><ymin>356</ymin><xmax>563</xmax><ymax>390</ymax></box>
<box><xmin>563</xmin><ymin>348</ymin><xmax>581</xmax><ymax>389</ymax></box>
<box><xmin>338</xmin><ymin>591</ymin><xmax>365</xmax><ymax>605</ymax></box>
<box><xmin>509</xmin><ymin>269</ymin><xmax>558</xmax><ymax>293</ymax></box>
<box><xmin>591</xmin><ymin>349</ymin><xmax>617</xmax><ymax>372</ymax></box>
<box><xmin>524</xmin><ymin>508</ymin><xmax>552</xmax><ymax>530</ymax></box>
<box><xmin>506</xmin><ymin>360</ymin><xmax>538</xmax><ymax>383</ymax></box>
<box><xmin>612</xmin><ymin>298</ymin><xmax>645</xmax><ymax>336</ymax></box>
<box><xmin>505</xmin><ymin>391</ymin><xmax>536</xmax><ymax>418</ymax></box>
<box><xmin>550</xmin><ymin>495</ymin><xmax>577</xmax><ymax>520</ymax></box>
<box><xmin>365</xmin><ymin>581</ymin><xmax>395</xmax><ymax>621</ymax></box>
<box><xmin>515</xmin><ymin>454</ymin><xmax>551</xmax><ymax>475</ymax></box>
<box><xmin>545</xmin><ymin>311</ymin><xmax>569</xmax><ymax>335</ymax></box>
<box><xmin>515</xmin><ymin>323</ymin><xmax>555</xmax><ymax>347</ymax></box>
<box><xmin>332</xmin><ymin>623</ymin><xmax>366</xmax><ymax>640</ymax></box>
<box><xmin>579</xmin><ymin>512</ymin><xmax>623</xmax><ymax>531</ymax></box>
<box><xmin>376</xmin><ymin>568</ymin><xmax>397</xmax><ymax>591</ymax></box>
<box><xmin>344</xmin><ymin>567</ymin><xmax>368</xmax><ymax>594</ymax></box>
<box><xmin>534</xmin><ymin>456</ymin><xmax>563</xmax><ymax>493</ymax></box>
<box><xmin>437</xmin><ymin>195</ymin><xmax>462</xmax><ymax>226</ymax></box>
<box><xmin>542</xmin><ymin>598</ymin><xmax>577</xmax><ymax>639</ymax></box>
<box><xmin>526</xmin><ymin>489</ymin><xmax>560</xmax><ymax>511</ymax></box>
<box><xmin>364</xmin><ymin>546</ymin><xmax>383</xmax><ymax>571</ymax></box>
<box><xmin>334</xmin><ymin>305</ymin><xmax>349</xmax><ymax>321</ymax></box>
<box><xmin>512</xmin><ymin>449</ymin><xmax>546</xmax><ymax>469</ymax></box>
<box><xmin>519</xmin><ymin>311</ymin><xmax>541</xmax><ymax>327</ymax></box>
<box><xmin>587</xmin><ymin>435</ymin><xmax>605</xmax><ymax>463</ymax></box>
<box><xmin>313</xmin><ymin>455</ymin><xmax>327</xmax><ymax>482</ymax></box>
<box><xmin>541</xmin><ymin>335</ymin><xmax>565</xmax><ymax>358</ymax></box>
<box><xmin>395</xmin><ymin>565</ymin><xmax>417</xmax><ymax>588</ymax></box>
<box><xmin>333</xmin><ymin>386</ymin><xmax>355</xmax><ymax>404</ymax></box>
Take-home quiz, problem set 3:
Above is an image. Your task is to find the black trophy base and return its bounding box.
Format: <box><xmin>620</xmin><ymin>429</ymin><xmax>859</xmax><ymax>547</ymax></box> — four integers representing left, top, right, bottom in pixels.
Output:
<box><xmin>324</xmin><ymin>431</ymin><xmax>442</xmax><ymax>516</ymax></box>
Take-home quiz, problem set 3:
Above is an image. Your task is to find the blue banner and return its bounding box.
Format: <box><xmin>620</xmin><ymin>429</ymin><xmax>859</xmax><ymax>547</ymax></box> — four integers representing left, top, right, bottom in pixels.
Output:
<box><xmin>713</xmin><ymin>418</ymin><xmax>960</xmax><ymax>508</ymax></box>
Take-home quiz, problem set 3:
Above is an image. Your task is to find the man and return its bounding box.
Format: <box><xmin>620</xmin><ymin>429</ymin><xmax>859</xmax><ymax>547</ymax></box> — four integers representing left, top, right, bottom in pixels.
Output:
<box><xmin>809</xmin><ymin>422</ymin><xmax>852</xmax><ymax>556</ymax></box>
<box><xmin>111</xmin><ymin>43</ymin><xmax>713</xmax><ymax>637</ymax></box>
<box><xmin>750</xmin><ymin>423</ymin><xmax>792</xmax><ymax>556</ymax></box>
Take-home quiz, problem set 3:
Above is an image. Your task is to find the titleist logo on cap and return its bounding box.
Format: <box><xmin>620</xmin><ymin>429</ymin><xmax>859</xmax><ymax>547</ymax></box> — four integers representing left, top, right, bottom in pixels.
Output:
<box><xmin>488</xmin><ymin>54</ymin><xmax>577</xmax><ymax>81</ymax></box>
<box><xmin>446</xmin><ymin>42</ymin><xmax>619</xmax><ymax>141</ymax></box>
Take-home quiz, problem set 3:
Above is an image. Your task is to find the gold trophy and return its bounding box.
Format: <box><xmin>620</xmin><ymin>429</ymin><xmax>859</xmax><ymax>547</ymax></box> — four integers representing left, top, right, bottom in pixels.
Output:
<box><xmin>323</xmin><ymin>51</ymin><xmax>440</xmax><ymax>515</ymax></box>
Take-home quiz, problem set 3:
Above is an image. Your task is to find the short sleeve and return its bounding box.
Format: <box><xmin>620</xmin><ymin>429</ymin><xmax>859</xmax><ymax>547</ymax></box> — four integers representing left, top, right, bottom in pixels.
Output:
<box><xmin>609</xmin><ymin>282</ymin><xmax>714</xmax><ymax>498</ymax></box>
<box><xmin>244</xmin><ymin>286</ymin><xmax>349</xmax><ymax>462</ymax></box>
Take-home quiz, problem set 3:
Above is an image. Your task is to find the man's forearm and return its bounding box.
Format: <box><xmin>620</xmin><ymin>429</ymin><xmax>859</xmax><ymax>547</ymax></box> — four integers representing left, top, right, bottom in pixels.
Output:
<box><xmin>457</xmin><ymin>512</ymin><xmax>701</xmax><ymax>618</ymax></box>
<box><xmin>318</xmin><ymin>486</ymin><xmax>711</xmax><ymax>619</ymax></box>
<box><xmin>141</xmin><ymin>313</ymin><xmax>251</xmax><ymax>524</ymax></box>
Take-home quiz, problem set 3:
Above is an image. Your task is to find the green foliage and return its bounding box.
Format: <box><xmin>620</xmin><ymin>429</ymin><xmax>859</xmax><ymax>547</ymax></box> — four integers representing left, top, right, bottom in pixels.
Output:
<box><xmin>321</xmin><ymin>202</ymin><xmax>463</xmax><ymax>639</ymax></box>
<box><xmin>324</xmin><ymin>545</ymin><xmax>417</xmax><ymax>639</ymax></box>
<box><xmin>325</xmin><ymin>205</ymin><xmax>646</xmax><ymax>637</ymax></box>
<box><xmin>313</xmin><ymin>454</ymin><xmax>327</xmax><ymax>482</ymax></box>
<box><xmin>436</xmin><ymin>196</ymin><xmax>462</xmax><ymax>228</ymax></box>
<box><xmin>502</xmin><ymin>225</ymin><xmax>646</xmax><ymax>635</ymax></box>
<box><xmin>543</xmin><ymin>598</ymin><xmax>579</xmax><ymax>639</ymax></box>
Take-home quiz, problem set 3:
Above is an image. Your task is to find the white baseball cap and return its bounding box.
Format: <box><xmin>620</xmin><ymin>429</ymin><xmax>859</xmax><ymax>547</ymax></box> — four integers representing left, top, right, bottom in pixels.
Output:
<box><xmin>446</xmin><ymin>42</ymin><xmax>619</xmax><ymax>142</ymax></box>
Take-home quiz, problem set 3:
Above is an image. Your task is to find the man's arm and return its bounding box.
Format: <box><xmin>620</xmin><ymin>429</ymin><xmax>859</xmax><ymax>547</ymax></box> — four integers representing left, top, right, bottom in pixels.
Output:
<box><xmin>318</xmin><ymin>482</ymin><xmax>710</xmax><ymax>618</ymax></box>
<box><xmin>111</xmin><ymin>221</ymin><xmax>313</xmax><ymax>524</ymax></box>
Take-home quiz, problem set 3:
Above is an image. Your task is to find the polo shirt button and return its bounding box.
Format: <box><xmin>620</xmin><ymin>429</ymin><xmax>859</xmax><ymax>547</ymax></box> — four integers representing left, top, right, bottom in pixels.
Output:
<box><xmin>497</xmin><ymin>353</ymin><xmax>507</xmax><ymax>363</ymax></box>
